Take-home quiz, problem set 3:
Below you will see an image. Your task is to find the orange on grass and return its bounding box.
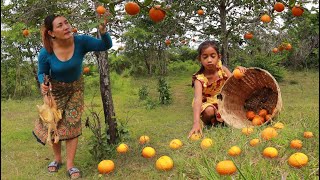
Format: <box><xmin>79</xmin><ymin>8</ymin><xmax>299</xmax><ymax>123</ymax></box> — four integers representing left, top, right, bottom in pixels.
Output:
<box><xmin>288</xmin><ymin>152</ymin><xmax>308</xmax><ymax>168</ymax></box>
<box><xmin>252</xmin><ymin>115</ymin><xmax>264</xmax><ymax>126</ymax></box>
<box><xmin>116</xmin><ymin>143</ymin><xmax>129</xmax><ymax>154</ymax></box>
<box><xmin>83</xmin><ymin>67</ymin><xmax>90</xmax><ymax>74</ymax></box>
<box><xmin>228</xmin><ymin>146</ymin><xmax>241</xmax><ymax>156</ymax></box>
<box><xmin>156</xmin><ymin>155</ymin><xmax>174</xmax><ymax>171</ymax></box>
<box><xmin>285</xmin><ymin>43</ymin><xmax>292</xmax><ymax>50</ymax></box>
<box><xmin>197</xmin><ymin>9</ymin><xmax>204</xmax><ymax>16</ymax></box>
<box><xmin>261</xmin><ymin>127</ymin><xmax>278</xmax><ymax>140</ymax></box>
<box><xmin>242</xmin><ymin>127</ymin><xmax>254</xmax><ymax>135</ymax></box>
<box><xmin>200</xmin><ymin>138</ymin><xmax>213</xmax><ymax>150</ymax></box>
<box><xmin>260</xmin><ymin>14</ymin><xmax>271</xmax><ymax>23</ymax></box>
<box><xmin>215</xmin><ymin>160</ymin><xmax>237</xmax><ymax>175</ymax></box>
<box><xmin>246</xmin><ymin>111</ymin><xmax>256</xmax><ymax>120</ymax></box>
<box><xmin>258</xmin><ymin>109</ymin><xmax>268</xmax><ymax>118</ymax></box>
<box><xmin>23</xmin><ymin>29</ymin><xmax>30</xmax><ymax>37</ymax></box>
<box><xmin>125</xmin><ymin>2</ymin><xmax>140</xmax><ymax>15</ymax></box>
<box><xmin>149</xmin><ymin>6</ymin><xmax>166</xmax><ymax>22</ymax></box>
<box><xmin>139</xmin><ymin>135</ymin><xmax>150</xmax><ymax>144</ymax></box>
<box><xmin>169</xmin><ymin>139</ymin><xmax>183</xmax><ymax>150</ymax></box>
<box><xmin>303</xmin><ymin>131</ymin><xmax>313</xmax><ymax>138</ymax></box>
<box><xmin>274</xmin><ymin>2</ymin><xmax>285</xmax><ymax>12</ymax></box>
<box><xmin>98</xmin><ymin>160</ymin><xmax>115</xmax><ymax>174</ymax></box>
<box><xmin>96</xmin><ymin>5</ymin><xmax>106</xmax><ymax>15</ymax></box>
<box><xmin>142</xmin><ymin>146</ymin><xmax>156</xmax><ymax>158</ymax></box>
<box><xmin>249</xmin><ymin>138</ymin><xmax>260</xmax><ymax>147</ymax></box>
<box><xmin>263</xmin><ymin>147</ymin><xmax>278</xmax><ymax>158</ymax></box>
<box><xmin>190</xmin><ymin>133</ymin><xmax>202</xmax><ymax>141</ymax></box>
<box><xmin>292</xmin><ymin>4</ymin><xmax>304</xmax><ymax>17</ymax></box>
<box><xmin>273</xmin><ymin>122</ymin><xmax>284</xmax><ymax>129</ymax></box>
<box><xmin>233</xmin><ymin>68</ymin><xmax>244</xmax><ymax>79</ymax></box>
<box><xmin>290</xmin><ymin>139</ymin><xmax>303</xmax><ymax>149</ymax></box>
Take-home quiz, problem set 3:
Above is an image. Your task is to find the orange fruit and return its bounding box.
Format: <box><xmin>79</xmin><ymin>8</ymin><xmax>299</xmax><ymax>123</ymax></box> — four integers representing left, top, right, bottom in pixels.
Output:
<box><xmin>258</xmin><ymin>109</ymin><xmax>268</xmax><ymax>118</ymax></box>
<box><xmin>96</xmin><ymin>5</ymin><xmax>106</xmax><ymax>15</ymax></box>
<box><xmin>83</xmin><ymin>67</ymin><xmax>90</xmax><ymax>74</ymax></box>
<box><xmin>262</xmin><ymin>147</ymin><xmax>278</xmax><ymax>158</ymax></box>
<box><xmin>292</xmin><ymin>4</ymin><xmax>304</xmax><ymax>17</ymax></box>
<box><xmin>288</xmin><ymin>152</ymin><xmax>308</xmax><ymax>168</ymax></box>
<box><xmin>303</xmin><ymin>131</ymin><xmax>313</xmax><ymax>138</ymax></box>
<box><xmin>155</xmin><ymin>155</ymin><xmax>174</xmax><ymax>171</ymax></box>
<box><xmin>197</xmin><ymin>9</ymin><xmax>204</xmax><ymax>16</ymax></box>
<box><xmin>260</xmin><ymin>14</ymin><xmax>271</xmax><ymax>23</ymax></box>
<box><xmin>23</xmin><ymin>29</ymin><xmax>30</xmax><ymax>37</ymax></box>
<box><xmin>215</xmin><ymin>160</ymin><xmax>237</xmax><ymax>175</ymax></box>
<box><xmin>242</xmin><ymin>127</ymin><xmax>254</xmax><ymax>135</ymax></box>
<box><xmin>98</xmin><ymin>160</ymin><xmax>115</xmax><ymax>174</ymax></box>
<box><xmin>265</xmin><ymin>114</ymin><xmax>272</xmax><ymax>122</ymax></box>
<box><xmin>169</xmin><ymin>139</ymin><xmax>183</xmax><ymax>150</ymax></box>
<box><xmin>125</xmin><ymin>2</ymin><xmax>140</xmax><ymax>15</ymax></box>
<box><xmin>252</xmin><ymin>115</ymin><xmax>264</xmax><ymax>126</ymax></box>
<box><xmin>273</xmin><ymin>122</ymin><xmax>284</xmax><ymax>129</ymax></box>
<box><xmin>142</xmin><ymin>146</ymin><xmax>156</xmax><ymax>158</ymax></box>
<box><xmin>272</xmin><ymin>48</ymin><xmax>278</xmax><ymax>53</ymax></box>
<box><xmin>139</xmin><ymin>135</ymin><xmax>150</xmax><ymax>144</ymax></box>
<box><xmin>261</xmin><ymin>127</ymin><xmax>278</xmax><ymax>140</ymax></box>
<box><xmin>246</xmin><ymin>111</ymin><xmax>256</xmax><ymax>120</ymax></box>
<box><xmin>228</xmin><ymin>146</ymin><xmax>241</xmax><ymax>156</ymax></box>
<box><xmin>249</xmin><ymin>138</ymin><xmax>260</xmax><ymax>147</ymax></box>
<box><xmin>285</xmin><ymin>43</ymin><xmax>292</xmax><ymax>50</ymax></box>
<box><xmin>244</xmin><ymin>32</ymin><xmax>253</xmax><ymax>39</ymax></box>
<box><xmin>190</xmin><ymin>133</ymin><xmax>202</xmax><ymax>141</ymax></box>
<box><xmin>116</xmin><ymin>143</ymin><xmax>129</xmax><ymax>153</ymax></box>
<box><xmin>200</xmin><ymin>138</ymin><xmax>213</xmax><ymax>150</ymax></box>
<box><xmin>233</xmin><ymin>68</ymin><xmax>244</xmax><ymax>79</ymax></box>
<box><xmin>149</xmin><ymin>6</ymin><xmax>166</xmax><ymax>22</ymax></box>
<box><xmin>290</xmin><ymin>139</ymin><xmax>303</xmax><ymax>149</ymax></box>
<box><xmin>274</xmin><ymin>2</ymin><xmax>285</xmax><ymax>12</ymax></box>
<box><xmin>165</xmin><ymin>39</ymin><xmax>171</xmax><ymax>46</ymax></box>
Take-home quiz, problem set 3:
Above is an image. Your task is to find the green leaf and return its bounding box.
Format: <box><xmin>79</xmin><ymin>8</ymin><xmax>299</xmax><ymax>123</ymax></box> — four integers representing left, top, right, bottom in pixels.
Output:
<box><xmin>108</xmin><ymin>3</ymin><xmax>116</xmax><ymax>16</ymax></box>
<box><xmin>289</xmin><ymin>0</ymin><xmax>296</xmax><ymax>7</ymax></box>
<box><xmin>98</xmin><ymin>0</ymin><xmax>110</xmax><ymax>3</ymax></box>
<box><xmin>144</xmin><ymin>0</ymin><xmax>153</xmax><ymax>6</ymax></box>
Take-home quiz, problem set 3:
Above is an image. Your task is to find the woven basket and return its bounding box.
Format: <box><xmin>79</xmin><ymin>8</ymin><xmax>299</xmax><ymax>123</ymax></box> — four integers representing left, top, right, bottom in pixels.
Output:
<box><xmin>217</xmin><ymin>67</ymin><xmax>282</xmax><ymax>129</ymax></box>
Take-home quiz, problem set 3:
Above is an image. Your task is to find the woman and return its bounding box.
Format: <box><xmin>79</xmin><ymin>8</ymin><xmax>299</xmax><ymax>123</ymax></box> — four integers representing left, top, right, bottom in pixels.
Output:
<box><xmin>33</xmin><ymin>14</ymin><xmax>112</xmax><ymax>179</ymax></box>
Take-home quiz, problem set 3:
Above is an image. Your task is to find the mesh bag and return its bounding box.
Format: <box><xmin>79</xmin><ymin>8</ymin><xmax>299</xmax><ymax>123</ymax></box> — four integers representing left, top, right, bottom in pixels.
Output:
<box><xmin>217</xmin><ymin>67</ymin><xmax>282</xmax><ymax>129</ymax></box>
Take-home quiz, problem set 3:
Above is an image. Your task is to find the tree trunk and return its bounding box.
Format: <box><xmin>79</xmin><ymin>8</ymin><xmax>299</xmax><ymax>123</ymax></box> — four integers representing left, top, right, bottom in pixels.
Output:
<box><xmin>94</xmin><ymin>2</ymin><xmax>118</xmax><ymax>144</ymax></box>
<box><xmin>95</xmin><ymin>50</ymin><xmax>118</xmax><ymax>144</ymax></box>
<box><xmin>219</xmin><ymin>1</ymin><xmax>229</xmax><ymax>66</ymax></box>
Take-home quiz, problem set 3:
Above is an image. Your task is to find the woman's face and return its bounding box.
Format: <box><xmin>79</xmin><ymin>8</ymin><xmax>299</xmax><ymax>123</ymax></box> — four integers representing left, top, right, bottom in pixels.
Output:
<box><xmin>199</xmin><ymin>46</ymin><xmax>220</xmax><ymax>70</ymax></box>
<box><xmin>51</xmin><ymin>16</ymin><xmax>73</xmax><ymax>40</ymax></box>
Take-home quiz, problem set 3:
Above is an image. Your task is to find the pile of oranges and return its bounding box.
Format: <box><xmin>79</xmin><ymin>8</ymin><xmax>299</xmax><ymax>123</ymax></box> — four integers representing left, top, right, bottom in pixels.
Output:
<box><xmin>246</xmin><ymin>109</ymin><xmax>272</xmax><ymax>126</ymax></box>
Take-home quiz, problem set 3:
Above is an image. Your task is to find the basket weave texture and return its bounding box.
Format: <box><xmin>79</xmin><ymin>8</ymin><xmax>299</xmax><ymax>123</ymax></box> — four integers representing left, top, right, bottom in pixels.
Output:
<box><xmin>217</xmin><ymin>67</ymin><xmax>282</xmax><ymax>129</ymax></box>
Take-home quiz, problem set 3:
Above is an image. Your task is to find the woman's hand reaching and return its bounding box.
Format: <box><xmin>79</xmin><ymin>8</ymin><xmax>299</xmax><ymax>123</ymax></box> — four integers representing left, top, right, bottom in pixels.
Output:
<box><xmin>98</xmin><ymin>12</ymin><xmax>110</xmax><ymax>34</ymax></box>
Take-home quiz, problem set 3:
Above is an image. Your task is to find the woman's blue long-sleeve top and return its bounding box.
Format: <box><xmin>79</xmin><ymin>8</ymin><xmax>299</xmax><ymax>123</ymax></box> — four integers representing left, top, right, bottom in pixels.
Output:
<box><xmin>37</xmin><ymin>32</ymin><xmax>112</xmax><ymax>84</ymax></box>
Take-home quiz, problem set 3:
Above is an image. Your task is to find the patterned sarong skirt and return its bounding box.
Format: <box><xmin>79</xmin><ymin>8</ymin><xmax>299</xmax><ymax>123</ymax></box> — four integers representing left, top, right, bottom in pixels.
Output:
<box><xmin>33</xmin><ymin>77</ymin><xmax>84</xmax><ymax>145</ymax></box>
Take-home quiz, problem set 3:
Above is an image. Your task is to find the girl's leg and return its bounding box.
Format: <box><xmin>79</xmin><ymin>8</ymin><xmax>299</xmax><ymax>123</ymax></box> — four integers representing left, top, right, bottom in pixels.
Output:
<box><xmin>201</xmin><ymin>106</ymin><xmax>216</xmax><ymax>125</ymax></box>
<box><xmin>66</xmin><ymin>137</ymin><xmax>80</xmax><ymax>177</ymax></box>
<box><xmin>48</xmin><ymin>141</ymin><xmax>62</xmax><ymax>171</ymax></box>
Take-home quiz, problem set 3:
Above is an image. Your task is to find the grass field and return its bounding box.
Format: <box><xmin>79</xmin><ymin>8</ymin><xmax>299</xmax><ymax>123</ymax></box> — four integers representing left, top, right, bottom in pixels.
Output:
<box><xmin>1</xmin><ymin>70</ymin><xmax>319</xmax><ymax>180</ymax></box>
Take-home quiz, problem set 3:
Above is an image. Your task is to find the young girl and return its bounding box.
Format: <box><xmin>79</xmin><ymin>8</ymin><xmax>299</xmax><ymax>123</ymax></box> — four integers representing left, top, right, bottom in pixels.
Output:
<box><xmin>188</xmin><ymin>41</ymin><xmax>246</xmax><ymax>138</ymax></box>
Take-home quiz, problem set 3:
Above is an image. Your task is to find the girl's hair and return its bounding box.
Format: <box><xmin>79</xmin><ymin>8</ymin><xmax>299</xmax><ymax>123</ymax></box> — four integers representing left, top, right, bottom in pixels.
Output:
<box><xmin>41</xmin><ymin>14</ymin><xmax>61</xmax><ymax>53</ymax></box>
<box><xmin>196</xmin><ymin>40</ymin><xmax>220</xmax><ymax>74</ymax></box>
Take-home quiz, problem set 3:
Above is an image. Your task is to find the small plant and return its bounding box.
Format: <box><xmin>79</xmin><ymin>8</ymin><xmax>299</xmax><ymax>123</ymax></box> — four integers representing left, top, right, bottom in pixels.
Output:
<box><xmin>157</xmin><ymin>77</ymin><xmax>172</xmax><ymax>105</ymax></box>
<box><xmin>138</xmin><ymin>85</ymin><xmax>149</xmax><ymax>100</ymax></box>
<box><xmin>144</xmin><ymin>97</ymin><xmax>158</xmax><ymax>110</ymax></box>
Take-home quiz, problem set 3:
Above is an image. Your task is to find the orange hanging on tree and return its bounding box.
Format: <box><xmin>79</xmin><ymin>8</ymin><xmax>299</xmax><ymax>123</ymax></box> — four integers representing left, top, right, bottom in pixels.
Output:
<box><xmin>149</xmin><ymin>5</ymin><xmax>166</xmax><ymax>22</ymax></box>
<box><xmin>292</xmin><ymin>4</ymin><xmax>304</xmax><ymax>17</ymax></box>
<box><xmin>96</xmin><ymin>5</ymin><xmax>106</xmax><ymax>15</ymax></box>
<box><xmin>125</xmin><ymin>2</ymin><xmax>140</xmax><ymax>15</ymax></box>
<box><xmin>244</xmin><ymin>32</ymin><xmax>253</xmax><ymax>39</ymax></box>
<box><xmin>260</xmin><ymin>14</ymin><xmax>271</xmax><ymax>23</ymax></box>
<box><xmin>274</xmin><ymin>2</ymin><xmax>285</xmax><ymax>12</ymax></box>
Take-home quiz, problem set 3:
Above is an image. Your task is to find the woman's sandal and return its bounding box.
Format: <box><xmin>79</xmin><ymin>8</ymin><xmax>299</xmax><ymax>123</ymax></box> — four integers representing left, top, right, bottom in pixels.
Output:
<box><xmin>67</xmin><ymin>167</ymin><xmax>81</xmax><ymax>179</ymax></box>
<box><xmin>48</xmin><ymin>161</ymin><xmax>62</xmax><ymax>172</ymax></box>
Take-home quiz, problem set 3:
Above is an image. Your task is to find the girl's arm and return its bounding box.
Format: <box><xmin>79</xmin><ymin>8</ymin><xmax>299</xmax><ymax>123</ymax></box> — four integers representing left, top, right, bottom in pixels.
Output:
<box><xmin>188</xmin><ymin>80</ymin><xmax>203</xmax><ymax>138</ymax></box>
<box><xmin>81</xmin><ymin>33</ymin><xmax>113</xmax><ymax>53</ymax></box>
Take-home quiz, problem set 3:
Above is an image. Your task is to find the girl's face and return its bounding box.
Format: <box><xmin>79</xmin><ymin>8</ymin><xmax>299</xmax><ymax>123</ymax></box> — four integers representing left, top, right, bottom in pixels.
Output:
<box><xmin>199</xmin><ymin>46</ymin><xmax>220</xmax><ymax>71</ymax></box>
<box><xmin>50</xmin><ymin>16</ymin><xmax>73</xmax><ymax>40</ymax></box>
